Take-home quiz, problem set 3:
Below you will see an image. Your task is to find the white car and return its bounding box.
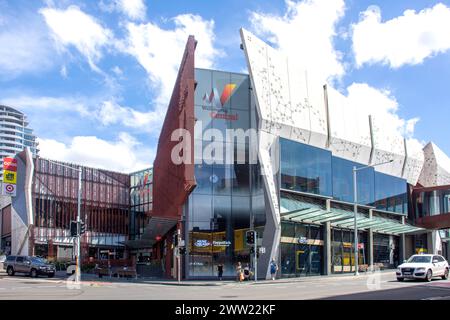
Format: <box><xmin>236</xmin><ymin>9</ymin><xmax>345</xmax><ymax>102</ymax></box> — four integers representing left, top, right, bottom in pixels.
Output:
<box><xmin>396</xmin><ymin>254</ymin><xmax>449</xmax><ymax>282</ymax></box>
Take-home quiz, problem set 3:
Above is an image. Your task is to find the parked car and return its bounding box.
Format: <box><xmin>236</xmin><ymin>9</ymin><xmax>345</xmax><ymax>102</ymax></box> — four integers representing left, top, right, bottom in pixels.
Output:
<box><xmin>396</xmin><ymin>254</ymin><xmax>449</xmax><ymax>282</ymax></box>
<box><xmin>3</xmin><ymin>256</ymin><xmax>56</xmax><ymax>278</ymax></box>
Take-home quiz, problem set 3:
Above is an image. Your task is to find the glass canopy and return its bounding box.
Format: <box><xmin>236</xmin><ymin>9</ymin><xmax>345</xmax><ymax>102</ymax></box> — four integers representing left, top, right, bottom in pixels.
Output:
<box><xmin>280</xmin><ymin>193</ymin><xmax>423</xmax><ymax>235</ymax></box>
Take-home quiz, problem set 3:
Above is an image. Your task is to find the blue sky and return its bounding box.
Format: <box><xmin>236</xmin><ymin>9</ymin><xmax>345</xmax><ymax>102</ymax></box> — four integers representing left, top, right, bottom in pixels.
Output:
<box><xmin>1</xmin><ymin>0</ymin><xmax>450</xmax><ymax>172</ymax></box>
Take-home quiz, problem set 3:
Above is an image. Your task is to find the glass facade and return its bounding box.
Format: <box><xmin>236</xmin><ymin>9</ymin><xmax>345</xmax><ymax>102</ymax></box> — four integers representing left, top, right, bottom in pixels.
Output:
<box><xmin>280</xmin><ymin>222</ymin><xmax>323</xmax><ymax>277</ymax></box>
<box><xmin>280</xmin><ymin>139</ymin><xmax>332</xmax><ymax>196</ymax></box>
<box><xmin>414</xmin><ymin>188</ymin><xmax>450</xmax><ymax>218</ymax></box>
<box><xmin>373</xmin><ymin>234</ymin><xmax>399</xmax><ymax>268</ymax></box>
<box><xmin>129</xmin><ymin>168</ymin><xmax>153</xmax><ymax>240</ymax></box>
<box><xmin>280</xmin><ymin>138</ymin><xmax>408</xmax><ymax>214</ymax></box>
<box><xmin>187</xmin><ymin>69</ymin><xmax>264</xmax><ymax>278</ymax></box>
<box><xmin>331</xmin><ymin>229</ymin><xmax>367</xmax><ymax>273</ymax></box>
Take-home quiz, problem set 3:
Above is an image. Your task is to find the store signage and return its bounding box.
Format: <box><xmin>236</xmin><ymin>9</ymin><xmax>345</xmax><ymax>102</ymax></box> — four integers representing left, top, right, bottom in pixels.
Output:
<box><xmin>3</xmin><ymin>170</ymin><xmax>16</xmax><ymax>185</ymax></box>
<box><xmin>3</xmin><ymin>158</ymin><xmax>17</xmax><ymax>172</ymax></box>
<box><xmin>194</xmin><ymin>240</ymin><xmax>211</xmax><ymax>247</ymax></box>
<box><xmin>213</xmin><ymin>240</ymin><xmax>231</xmax><ymax>247</ymax></box>
<box><xmin>2</xmin><ymin>183</ymin><xmax>16</xmax><ymax>196</ymax></box>
<box><xmin>298</xmin><ymin>237</ymin><xmax>308</xmax><ymax>244</ymax></box>
<box><xmin>202</xmin><ymin>84</ymin><xmax>239</xmax><ymax>121</ymax></box>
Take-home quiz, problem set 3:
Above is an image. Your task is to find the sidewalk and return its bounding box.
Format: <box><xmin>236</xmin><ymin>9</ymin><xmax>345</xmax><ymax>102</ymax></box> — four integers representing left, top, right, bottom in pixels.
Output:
<box><xmin>1</xmin><ymin>268</ymin><xmax>395</xmax><ymax>287</ymax></box>
<box><xmin>69</xmin><ymin>269</ymin><xmax>396</xmax><ymax>287</ymax></box>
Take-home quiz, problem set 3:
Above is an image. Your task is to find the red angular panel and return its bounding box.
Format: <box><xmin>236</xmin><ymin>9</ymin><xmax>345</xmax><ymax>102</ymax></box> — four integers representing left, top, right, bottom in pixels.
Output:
<box><xmin>152</xmin><ymin>36</ymin><xmax>197</xmax><ymax>220</ymax></box>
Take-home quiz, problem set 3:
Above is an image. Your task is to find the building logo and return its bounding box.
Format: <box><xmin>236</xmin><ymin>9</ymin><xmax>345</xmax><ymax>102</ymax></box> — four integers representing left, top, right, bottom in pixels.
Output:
<box><xmin>2</xmin><ymin>183</ymin><xmax>16</xmax><ymax>196</ymax></box>
<box><xmin>194</xmin><ymin>239</ymin><xmax>211</xmax><ymax>247</ymax></box>
<box><xmin>202</xmin><ymin>84</ymin><xmax>238</xmax><ymax>121</ymax></box>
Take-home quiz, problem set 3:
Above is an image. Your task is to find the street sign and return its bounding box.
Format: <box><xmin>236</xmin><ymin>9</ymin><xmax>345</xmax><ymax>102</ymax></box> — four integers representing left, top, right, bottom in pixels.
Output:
<box><xmin>258</xmin><ymin>247</ymin><xmax>266</xmax><ymax>254</ymax></box>
<box><xmin>3</xmin><ymin>170</ymin><xmax>16</xmax><ymax>184</ymax></box>
<box><xmin>3</xmin><ymin>158</ymin><xmax>17</xmax><ymax>172</ymax></box>
<box><xmin>2</xmin><ymin>183</ymin><xmax>16</xmax><ymax>196</ymax></box>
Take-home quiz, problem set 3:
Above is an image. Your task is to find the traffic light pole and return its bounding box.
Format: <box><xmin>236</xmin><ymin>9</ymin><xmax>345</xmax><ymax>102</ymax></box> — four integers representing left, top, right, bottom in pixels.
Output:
<box><xmin>177</xmin><ymin>229</ymin><xmax>181</xmax><ymax>284</ymax></box>
<box><xmin>254</xmin><ymin>231</ymin><xmax>257</xmax><ymax>283</ymax></box>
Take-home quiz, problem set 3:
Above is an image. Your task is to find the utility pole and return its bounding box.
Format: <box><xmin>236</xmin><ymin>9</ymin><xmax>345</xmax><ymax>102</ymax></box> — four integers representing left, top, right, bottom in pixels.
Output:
<box><xmin>352</xmin><ymin>159</ymin><xmax>393</xmax><ymax>276</ymax></box>
<box><xmin>254</xmin><ymin>231</ymin><xmax>258</xmax><ymax>283</ymax></box>
<box><xmin>47</xmin><ymin>159</ymin><xmax>82</xmax><ymax>283</ymax></box>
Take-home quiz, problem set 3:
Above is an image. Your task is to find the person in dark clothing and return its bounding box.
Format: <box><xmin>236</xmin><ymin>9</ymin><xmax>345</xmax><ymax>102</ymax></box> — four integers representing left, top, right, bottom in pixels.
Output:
<box><xmin>217</xmin><ymin>264</ymin><xmax>224</xmax><ymax>281</ymax></box>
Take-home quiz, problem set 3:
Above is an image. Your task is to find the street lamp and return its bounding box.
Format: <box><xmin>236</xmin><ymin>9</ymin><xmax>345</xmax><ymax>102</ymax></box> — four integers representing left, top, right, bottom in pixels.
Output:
<box><xmin>353</xmin><ymin>159</ymin><xmax>393</xmax><ymax>276</ymax></box>
<box><xmin>46</xmin><ymin>159</ymin><xmax>82</xmax><ymax>283</ymax></box>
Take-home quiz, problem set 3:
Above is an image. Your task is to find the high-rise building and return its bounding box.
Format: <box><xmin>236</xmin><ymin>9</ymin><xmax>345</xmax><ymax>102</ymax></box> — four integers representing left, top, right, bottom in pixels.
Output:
<box><xmin>0</xmin><ymin>105</ymin><xmax>39</xmax><ymax>179</ymax></box>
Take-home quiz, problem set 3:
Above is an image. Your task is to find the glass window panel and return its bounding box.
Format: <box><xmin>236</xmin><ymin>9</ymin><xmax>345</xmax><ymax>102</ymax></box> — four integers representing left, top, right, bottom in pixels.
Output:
<box><xmin>230</xmin><ymin>73</ymin><xmax>250</xmax><ymax>111</ymax></box>
<box><xmin>194</xmin><ymin>68</ymin><xmax>212</xmax><ymax>106</ymax></box>
<box><xmin>190</xmin><ymin>194</ymin><xmax>212</xmax><ymax>222</ymax></box>
<box><xmin>280</xmin><ymin>138</ymin><xmax>332</xmax><ymax>196</ymax></box>
<box><xmin>374</xmin><ymin>172</ymin><xmax>407</xmax><ymax>214</ymax></box>
<box><xmin>194</xmin><ymin>163</ymin><xmax>213</xmax><ymax>195</ymax></box>
<box><xmin>332</xmin><ymin>156</ymin><xmax>375</xmax><ymax>205</ymax></box>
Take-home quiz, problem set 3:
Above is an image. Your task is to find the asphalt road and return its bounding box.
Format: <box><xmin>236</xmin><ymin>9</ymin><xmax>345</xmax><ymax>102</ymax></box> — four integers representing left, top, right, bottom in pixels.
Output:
<box><xmin>1</xmin><ymin>270</ymin><xmax>450</xmax><ymax>300</ymax></box>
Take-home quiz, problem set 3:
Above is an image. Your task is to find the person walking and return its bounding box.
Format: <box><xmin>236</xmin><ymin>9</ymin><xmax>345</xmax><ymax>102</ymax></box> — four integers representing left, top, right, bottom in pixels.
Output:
<box><xmin>217</xmin><ymin>263</ymin><xmax>224</xmax><ymax>281</ymax></box>
<box><xmin>243</xmin><ymin>264</ymin><xmax>250</xmax><ymax>281</ymax></box>
<box><xmin>236</xmin><ymin>262</ymin><xmax>243</xmax><ymax>282</ymax></box>
<box><xmin>270</xmin><ymin>259</ymin><xmax>278</xmax><ymax>281</ymax></box>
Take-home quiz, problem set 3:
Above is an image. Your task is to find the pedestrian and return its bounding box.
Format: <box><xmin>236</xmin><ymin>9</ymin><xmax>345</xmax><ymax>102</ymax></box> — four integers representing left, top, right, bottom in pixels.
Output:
<box><xmin>270</xmin><ymin>258</ymin><xmax>278</xmax><ymax>280</ymax></box>
<box><xmin>217</xmin><ymin>263</ymin><xmax>224</xmax><ymax>281</ymax></box>
<box><xmin>236</xmin><ymin>262</ymin><xmax>243</xmax><ymax>282</ymax></box>
<box><xmin>243</xmin><ymin>264</ymin><xmax>250</xmax><ymax>281</ymax></box>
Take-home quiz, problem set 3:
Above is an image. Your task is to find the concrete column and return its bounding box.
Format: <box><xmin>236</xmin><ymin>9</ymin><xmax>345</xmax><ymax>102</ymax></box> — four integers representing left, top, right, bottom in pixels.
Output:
<box><xmin>323</xmin><ymin>199</ymin><xmax>331</xmax><ymax>275</ymax></box>
<box><xmin>368</xmin><ymin>209</ymin><xmax>373</xmax><ymax>270</ymax></box>
<box><xmin>427</xmin><ymin>231</ymin><xmax>434</xmax><ymax>254</ymax></box>
<box><xmin>399</xmin><ymin>216</ymin><xmax>406</xmax><ymax>264</ymax></box>
<box><xmin>447</xmin><ymin>241</ymin><xmax>450</xmax><ymax>260</ymax></box>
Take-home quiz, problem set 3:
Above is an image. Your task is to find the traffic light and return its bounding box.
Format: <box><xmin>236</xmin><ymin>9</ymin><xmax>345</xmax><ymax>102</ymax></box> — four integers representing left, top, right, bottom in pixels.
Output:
<box><xmin>79</xmin><ymin>221</ymin><xmax>86</xmax><ymax>235</ymax></box>
<box><xmin>70</xmin><ymin>221</ymin><xmax>78</xmax><ymax>237</ymax></box>
<box><xmin>246</xmin><ymin>230</ymin><xmax>255</xmax><ymax>245</ymax></box>
<box><xmin>173</xmin><ymin>233</ymin><xmax>179</xmax><ymax>247</ymax></box>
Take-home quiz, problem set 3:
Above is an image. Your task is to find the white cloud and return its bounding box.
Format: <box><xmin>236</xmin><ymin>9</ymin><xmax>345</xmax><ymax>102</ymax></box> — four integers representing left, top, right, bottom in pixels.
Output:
<box><xmin>38</xmin><ymin>132</ymin><xmax>153</xmax><ymax>173</ymax></box>
<box><xmin>115</xmin><ymin>0</ymin><xmax>146</xmax><ymax>21</ymax></box>
<box><xmin>0</xmin><ymin>15</ymin><xmax>54</xmax><ymax>77</ymax></box>
<box><xmin>0</xmin><ymin>95</ymin><xmax>90</xmax><ymax>117</ymax></box>
<box><xmin>122</xmin><ymin>14</ymin><xmax>223</xmax><ymax>116</ymax></box>
<box><xmin>352</xmin><ymin>3</ymin><xmax>450</xmax><ymax>68</ymax></box>
<box><xmin>95</xmin><ymin>100</ymin><xmax>160</xmax><ymax>133</ymax></box>
<box><xmin>250</xmin><ymin>0</ymin><xmax>346</xmax><ymax>83</ymax></box>
<box><xmin>346</xmin><ymin>82</ymin><xmax>420</xmax><ymax>139</ymax></box>
<box><xmin>40</xmin><ymin>5</ymin><xmax>113</xmax><ymax>72</ymax></box>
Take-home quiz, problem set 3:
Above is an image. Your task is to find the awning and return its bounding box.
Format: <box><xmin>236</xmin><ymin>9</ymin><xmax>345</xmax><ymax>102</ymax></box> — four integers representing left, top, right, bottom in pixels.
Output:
<box><xmin>124</xmin><ymin>216</ymin><xmax>178</xmax><ymax>249</ymax></box>
<box><xmin>280</xmin><ymin>193</ymin><xmax>423</xmax><ymax>235</ymax></box>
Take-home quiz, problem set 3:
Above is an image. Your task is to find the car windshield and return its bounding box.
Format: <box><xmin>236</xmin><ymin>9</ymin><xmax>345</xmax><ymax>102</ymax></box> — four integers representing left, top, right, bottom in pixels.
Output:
<box><xmin>407</xmin><ymin>256</ymin><xmax>431</xmax><ymax>263</ymax></box>
<box><xmin>31</xmin><ymin>257</ymin><xmax>48</xmax><ymax>264</ymax></box>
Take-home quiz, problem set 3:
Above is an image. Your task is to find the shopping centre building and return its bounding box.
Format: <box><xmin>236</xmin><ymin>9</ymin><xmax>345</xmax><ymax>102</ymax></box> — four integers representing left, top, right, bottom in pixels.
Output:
<box><xmin>0</xmin><ymin>149</ymin><xmax>154</xmax><ymax>269</ymax></box>
<box><xmin>2</xmin><ymin>29</ymin><xmax>450</xmax><ymax>280</ymax></box>
<box><xmin>151</xmin><ymin>29</ymin><xmax>450</xmax><ymax>280</ymax></box>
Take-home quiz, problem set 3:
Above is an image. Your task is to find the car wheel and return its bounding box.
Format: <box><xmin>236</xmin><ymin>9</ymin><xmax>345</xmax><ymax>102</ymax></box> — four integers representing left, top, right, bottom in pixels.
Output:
<box><xmin>30</xmin><ymin>269</ymin><xmax>38</xmax><ymax>278</ymax></box>
<box><xmin>7</xmin><ymin>267</ymin><xmax>14</xmax><ymax>276</ymax></box>
<box><xmin>426</xmin><ymin>269</ymin><xmax>432</xmax><ymax>282</ymax></box>
<box><xmin>442</xmin><ymin>268</ymin><xmax>449</xmax><ymax>280</ymax></box>
<box><xmin>397</xmin><ymin>277</ymin><xmax>404</xmax><ymax>282</ymax></box>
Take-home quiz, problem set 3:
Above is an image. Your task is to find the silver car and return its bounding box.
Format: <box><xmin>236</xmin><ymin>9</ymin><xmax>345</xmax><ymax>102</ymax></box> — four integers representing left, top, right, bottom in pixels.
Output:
<box><xmin>3</xmin><ymin>255</ymin><xmax>56</xmax><ymax>278</ymax></box>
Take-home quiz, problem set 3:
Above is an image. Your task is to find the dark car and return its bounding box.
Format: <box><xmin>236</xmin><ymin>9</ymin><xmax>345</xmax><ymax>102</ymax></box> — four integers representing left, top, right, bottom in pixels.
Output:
<box><xmin>3</xmin><ymin>255</ymin><xmax>56</xmax><ymax>278</ymax></box>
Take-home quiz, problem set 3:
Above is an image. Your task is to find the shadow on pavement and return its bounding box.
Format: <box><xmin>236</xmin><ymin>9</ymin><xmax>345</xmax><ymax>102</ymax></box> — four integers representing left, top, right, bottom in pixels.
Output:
<box><xmin>321</xmin><ymin>281</ymin><xmax>450</xmax><ymax>300</ymax></box>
